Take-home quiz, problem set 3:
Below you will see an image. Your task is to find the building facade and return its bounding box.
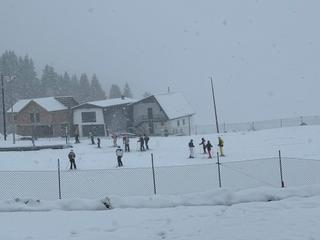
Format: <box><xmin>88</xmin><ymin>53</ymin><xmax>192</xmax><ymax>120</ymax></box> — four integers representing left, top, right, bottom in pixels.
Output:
<box><xmin>7</xmin><ymin>96</ymin><xmax>78</xmax><ymax>138</ymax></box>
<box><xmin>72</xmin><ymin>97</ymin><xmax>135</xmax><ymax>137</ymax></box>
<box><xmin>130</xmin><ymin>92</ymin><xmax>195</xmax><ymax>136</ymax></box>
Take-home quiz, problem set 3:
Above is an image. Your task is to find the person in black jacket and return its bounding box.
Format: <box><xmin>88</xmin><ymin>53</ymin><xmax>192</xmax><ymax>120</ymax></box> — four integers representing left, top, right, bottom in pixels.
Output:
<box><xmin>138</xmin><ymin>136</ymin><xmax>145</xmax><ymax>151</ymax></box>
<box><xmin>68</xmin><ymin>149</ymin><xmax>77</xmax><ymax>170</ymax></box>
<box><xmin>199</xmin><ymin>137</ymin><xmax>206</xmax><ymax>154</ymax></box>
<box><xmin>206</xmin><ymin>140</ymin><xmax>213</xmax><ymax>159</ymax></box>
<box><xmin>144</xmin><ymin>134</ymin><xmax>150</xmax><ymax>150</ymax></box>
<box><xmin>188</xmin><ymin>139</ymin><xmax>195</xmax><ymax>158</ymax></box>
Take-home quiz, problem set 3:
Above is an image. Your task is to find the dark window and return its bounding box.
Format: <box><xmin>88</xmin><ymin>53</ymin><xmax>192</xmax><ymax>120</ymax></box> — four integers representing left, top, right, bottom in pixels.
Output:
<box><xmin>82</xmin><ymin>112</ymin><xmax>96</xmax><ymax>123</ymax></box>
<box><xmin>183</xmin><ymin>119</ymin><xmax>185</xmax><ymax>125</ymax></box>
<box><xmin>36</xmin><ymin>113</ymin><xmax>40</xmax><ymax>122</ymax></box>
<box><xmin>177</xmin><ymin>120</ymin><xmax>180</xmax><ymax>126</ymax></box>
<box><xmin>30</xmin><ymin>113</ymin><xmax>34</xmax><ymax>123</ymax></box>
<box><xmin>147</xmin><ymin>108</ymin><xmax>153</xmax><ymax>119</ymax></box>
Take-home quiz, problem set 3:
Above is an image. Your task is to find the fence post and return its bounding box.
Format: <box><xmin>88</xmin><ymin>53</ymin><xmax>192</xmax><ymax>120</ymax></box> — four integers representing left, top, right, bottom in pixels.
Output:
<box><xmin>57</xmin><ymin>158</ymin><xmax>62</xmax><ymax>199</ymax></box>
<box><xmin>151</xmin><ymin>153</ymin><xmax>157</xmax><ymax>195</ymax></box>
<box><xmin>278</xmin><ymin>150</ymin><xmax>285</xmax><ymax>188</ymax></box>
<box><xmin>216</xmin><ymin>152</ymin><xmax>222</xmax><ymax>188</ymax></box>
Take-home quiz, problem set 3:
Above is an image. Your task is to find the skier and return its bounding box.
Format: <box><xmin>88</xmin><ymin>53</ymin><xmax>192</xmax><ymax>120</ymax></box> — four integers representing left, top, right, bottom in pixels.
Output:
<box><xmin>68</xmin><ymin>149</ymin><xmax>77</xmax><ymax>170</ymax></box>
<box><xmin>123</xmin><ymin>135</ymin><xmax>130</xmax><ymax>152</ymax></box>
<box><xmin>199</xmin><ymin>137</ymin><xmax>206</xmax><ymax>154</ymax></box>
<box><xmin>97</xmin><ymin>137</ymin><xmax>101</xmax><ymax>148</ymax></box>
<box><xmin>112</xmin><ymin>133</ymin><xmax>118</xmax><ymax>147</ymax></box>
<box><xmin>116</xmin><ymin>146</ymin><xmax>124</xmax><ymax>167</ymax></box>
<box><xmin>188</xmin><ymin>139</ymin><xmax>195</xmax><ymax>158</ymax></box>
<box><xmin>89</xmin><ymin>132</ymin><xmax>95</xmax><ymax>145</ymax></box>
<box><xmin>218</xmin><ymin>136</ymin><xmax>225</xmax><ymax>157</ymax></box>
<box><xmin>144</xmin><ymin>134</ymin><xmax>150</xmax><ymax>150</ymax></box>
<box><xmin>74</xmin><ymin>128</ymin><xmax>80</xmax><ymax>143</ymax></box>
<box><xmin>138</xmin><ymin>135</ymin><xmax>145</xmax><ymax>151</ymax></box>
<box><xmin>206</xmin><ymin>140</ymin><xmax>213</xmax><ymax>159</ymax></box>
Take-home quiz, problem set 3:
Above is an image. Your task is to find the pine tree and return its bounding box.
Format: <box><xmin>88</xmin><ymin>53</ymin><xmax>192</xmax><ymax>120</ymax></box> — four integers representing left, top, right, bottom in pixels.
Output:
<box><xmin>60</xmin><ymin>72</ymin><xmax>72</xmax><ymax>96</ymax></box>
<box><xmin>78</xmin><ymin>73</ymin><xmax>91</xmax><ymax>102</ymax></box>
<box><xmin>41</xmin><ymin>65</ymin><xmax>59</xmax><ymax>96</ymax></box>
<box><xmin>109</xmin><ymin>84</ymin><xmax>122</xmax><ymax>98</ymax></box>
<box><xmin>70</xmin><ymin>74</ymin><xmax>81</xmax><ymax>101</ymax></box>
<box><xmin>123</xmin><ymin>82</ymin><xmax>133</xmax><ymax>98</ymax></box>
<box><xmin>90</xmin><ymin>74</ymin><xmax>106</xmax><ymax>100</ymax></box>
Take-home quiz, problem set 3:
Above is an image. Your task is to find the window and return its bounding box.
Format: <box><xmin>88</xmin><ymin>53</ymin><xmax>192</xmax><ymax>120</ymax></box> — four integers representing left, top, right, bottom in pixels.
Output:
<box><xmin>30</xmin><ymin>113</ymin><xmax>34</xmax><ymax>123</ymax></box>
<box><xmin>177</xmin><ymin>120</ymin><xmax>180</xmax><ymax>126</ymax></box>
<box><xmin>82</xmin><ymin>112</ymin><xmax>96</xmax><ymax>123</ymax></box>
<box><xmin>36</xmin><ymin>113</ymin><xmax>40</xmax><ymax>122</ymax></box>
<box><xmin>30</xmin><ymin>113</ymin><xmax>40</xmax><ymax>123</ymax></box>
<box><xmin>183</xmin><ymin>119</ymin><xmax>185</xmax><ymax>125</ymax></box>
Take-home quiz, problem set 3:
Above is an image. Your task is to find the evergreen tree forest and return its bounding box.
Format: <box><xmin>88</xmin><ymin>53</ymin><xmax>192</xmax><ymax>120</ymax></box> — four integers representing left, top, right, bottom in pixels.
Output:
<box><xmin>0</xmin><ymin>50</ymin><xmax>135</xmax><ymax>109</ymax></box>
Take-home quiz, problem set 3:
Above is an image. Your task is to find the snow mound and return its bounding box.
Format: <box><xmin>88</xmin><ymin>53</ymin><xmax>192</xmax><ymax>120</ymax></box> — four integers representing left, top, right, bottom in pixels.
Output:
<box><xmin>110</xmin><ymin>184</ymin><xmax>320</xmax><ymax>208</ymax></box>
<box><xmin>1</xmin><ymin>185</ymin><xmax>320</xmax><ymax>212</ymax></box>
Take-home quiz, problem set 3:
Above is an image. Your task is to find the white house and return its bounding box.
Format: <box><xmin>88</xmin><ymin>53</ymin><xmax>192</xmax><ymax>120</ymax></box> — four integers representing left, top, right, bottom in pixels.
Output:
<box><xmin>130</xmin><ymin>92</ymin><xmax>195</xmax><ymax>136</ymax></box>
<box><xmin>72</xmin><ymin>97</ymin><xmax>136</xmax><ymax>137</ymax></box>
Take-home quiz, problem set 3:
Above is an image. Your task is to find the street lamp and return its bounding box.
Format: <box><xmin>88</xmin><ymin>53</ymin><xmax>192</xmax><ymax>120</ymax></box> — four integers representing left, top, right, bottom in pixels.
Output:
<box><xmin>1</xmin><ymin>73</ymin><xmax>7</xmax><ymax>141</ymax></box>
<box><xmin>1</xmin><ymin>73</ymin><xmax>16</xmax><ymax>141</ymax></box>
<box><xmin>210</xmin><ymin>76</ymin><xmax>220</xmax><ymax>134</ymax></box>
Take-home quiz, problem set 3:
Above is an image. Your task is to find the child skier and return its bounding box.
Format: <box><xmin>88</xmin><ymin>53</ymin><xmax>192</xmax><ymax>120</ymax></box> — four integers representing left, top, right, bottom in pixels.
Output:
<box><xmin>188</xmin><ymin>139</ymin><xmax>195</xmax><ymax>158</ymax></box>
<box><xmin>68</xmin><ymin>149</ymin><xmax>77</xmax><ymax>170</ymax></box>
<box><xmin>218</xmin><ymin>136</ymin><xmax>225</xmax><ymax>157</ymax></box>
<box><xmin>116</xmin><ymin>146</ymin><xmax>124</xmax><ymax>167</ymax></box>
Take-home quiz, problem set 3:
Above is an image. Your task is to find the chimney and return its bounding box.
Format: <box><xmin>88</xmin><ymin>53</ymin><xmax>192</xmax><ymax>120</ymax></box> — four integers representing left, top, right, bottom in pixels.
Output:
<box><xmin>121</xmin><ymin>95</ymin><xmax>125</xmax><ymax>100</ymax></box>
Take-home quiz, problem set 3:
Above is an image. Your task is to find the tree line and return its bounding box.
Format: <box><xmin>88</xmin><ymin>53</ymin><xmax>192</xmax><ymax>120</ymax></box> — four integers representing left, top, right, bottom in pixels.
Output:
<box><xmin>0</xmin><ymin>50</ymin><xmax>133</xmax><ymax>108</ymax></box>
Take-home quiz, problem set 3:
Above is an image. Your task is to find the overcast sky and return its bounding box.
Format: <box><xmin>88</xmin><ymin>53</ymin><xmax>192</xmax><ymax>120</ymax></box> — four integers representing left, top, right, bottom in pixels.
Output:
<box><xmin>1</xmin><ymin>0</ymin><xmax>320</xmax><ymax>124</ymax></box>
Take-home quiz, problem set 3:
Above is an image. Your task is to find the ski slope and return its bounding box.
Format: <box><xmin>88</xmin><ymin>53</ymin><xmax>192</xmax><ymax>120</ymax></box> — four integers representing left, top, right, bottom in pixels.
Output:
<box><xmin>1</xmin><ymin>126</ymin><xmax>320</xmax><ymax>239</ymax></box>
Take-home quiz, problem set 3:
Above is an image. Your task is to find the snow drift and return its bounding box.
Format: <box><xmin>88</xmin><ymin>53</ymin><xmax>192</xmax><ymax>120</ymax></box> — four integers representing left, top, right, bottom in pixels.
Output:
<box><xmin>1</xmin><ymin>185</ymin><xmax>320</xmax><ymax>212</ymax></box>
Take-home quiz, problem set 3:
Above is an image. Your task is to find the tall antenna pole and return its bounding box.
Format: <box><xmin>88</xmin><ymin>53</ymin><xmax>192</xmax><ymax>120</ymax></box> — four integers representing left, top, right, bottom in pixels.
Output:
<box><xmin>210</xmin><ymin>76</ymin><xmax>219</xmax><ymax>133</ymax></box>
<box><xmin>1</xmin><ymin>73</ymin><xmax>7</xmax><ymax>140</ymax></box>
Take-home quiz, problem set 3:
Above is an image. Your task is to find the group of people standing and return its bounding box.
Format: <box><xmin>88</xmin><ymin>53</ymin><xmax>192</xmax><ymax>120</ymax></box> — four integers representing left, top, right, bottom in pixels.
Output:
<box><xmin>188</xmin><ymin>136</ymin><xmax>225</xmax><ymax>159</ymax></box>
<box><xmin>137</xmin><ymin>134</ymin><xmax>150</xmax><ymax>151</ymax></box>
<box><xmin>68</xmin><ymin>133</ymin><xmax>151</xmax><ymax>169</ymax></box>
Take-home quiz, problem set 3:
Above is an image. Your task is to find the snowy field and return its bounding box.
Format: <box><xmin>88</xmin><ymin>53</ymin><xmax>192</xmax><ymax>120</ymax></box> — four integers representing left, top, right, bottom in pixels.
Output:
<box><xmin>1</xmin><ymin>126</ymin><xmax>320</xmax><ymax>239</ymax></box>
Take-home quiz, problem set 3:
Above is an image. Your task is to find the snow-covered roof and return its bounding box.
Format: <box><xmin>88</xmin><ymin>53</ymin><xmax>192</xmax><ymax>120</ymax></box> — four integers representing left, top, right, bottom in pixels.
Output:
<box><xmin>85</xmin><ymin>97</ymin><xmax>136</xmax><ymax>108</ymax></box>
<box><xmin>154</xmin><ymin>92</ymin><xmax>195</xmax><ymax>119</ymax></box>
<box><xmin>8</xmin><ymin>97</ymin><xmax>68</xmax><ymax>113</ymax></box>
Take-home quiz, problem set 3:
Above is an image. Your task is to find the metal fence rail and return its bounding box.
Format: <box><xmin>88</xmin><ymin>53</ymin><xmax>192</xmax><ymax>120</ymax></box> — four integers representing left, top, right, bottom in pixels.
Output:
<box><xmin>194</xmin><ymin>115</ymin><xmax>320</xmax><ymax>135</ymax></box>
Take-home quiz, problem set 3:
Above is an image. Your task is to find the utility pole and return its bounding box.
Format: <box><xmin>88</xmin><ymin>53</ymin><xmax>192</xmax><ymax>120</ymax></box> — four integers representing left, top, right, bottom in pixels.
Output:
<box><xmin>210</xmin><ymin>76</ymin><xmax>219</xmax><ymax>134</ymax></box>
<box><xmin>1</xmin><ymin>73</ymin><xmax>7</xmax><ymax>140</ymax></box>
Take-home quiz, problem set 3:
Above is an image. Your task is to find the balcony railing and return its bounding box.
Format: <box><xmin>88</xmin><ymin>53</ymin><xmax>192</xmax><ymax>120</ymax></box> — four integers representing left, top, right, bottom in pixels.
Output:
<box><xmin>134</xmin><ymin>114</ymin><xmax>167</xmax><ymax>126</ymax></box>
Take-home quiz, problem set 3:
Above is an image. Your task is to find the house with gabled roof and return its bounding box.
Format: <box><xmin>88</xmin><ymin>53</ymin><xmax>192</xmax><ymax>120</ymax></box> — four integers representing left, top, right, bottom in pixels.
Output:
<box><xmin>130</xmin><ymin>92</ymin><xmax>195</xmax><ymax>136</ymax></box>
<box><xmin>7</xmin><ymin>96</ymin><xmax>78</xmax><ymax>137</ymax></box>
<box><xmin>72</xmin><ymin>96</ymin><xmax>136</xmax><ymax>137</ymax></box>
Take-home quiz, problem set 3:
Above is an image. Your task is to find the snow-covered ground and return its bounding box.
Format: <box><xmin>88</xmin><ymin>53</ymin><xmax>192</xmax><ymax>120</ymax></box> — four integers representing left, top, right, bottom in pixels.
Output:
<box><xmin>2</xmin><ymin>125</ymin><xmax>320</xmax><ymax>171</ymax></box>
<box><xmin>1</xmin><ymin>185</ymin><xmax>320</xmax><ymax>239</ymax></box>
<box><xmin>1</xmin><ymin>126</ymin><xmax>320</xmax><ymax>239</ymax></box>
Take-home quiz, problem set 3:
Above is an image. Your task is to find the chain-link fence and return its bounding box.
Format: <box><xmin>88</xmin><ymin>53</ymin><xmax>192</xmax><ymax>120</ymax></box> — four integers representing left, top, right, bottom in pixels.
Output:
<box><xmin>1</xmin><ymin>153</ymin><xmax>320</xmax><ymax>200</ymax></box>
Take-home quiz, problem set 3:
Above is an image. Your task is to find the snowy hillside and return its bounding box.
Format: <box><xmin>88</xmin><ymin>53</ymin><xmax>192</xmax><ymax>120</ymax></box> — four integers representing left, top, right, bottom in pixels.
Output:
<box><xmin>1</xmin><ymin>126</ymin><xmax>320</xmax><ymax>239</ymax></box>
